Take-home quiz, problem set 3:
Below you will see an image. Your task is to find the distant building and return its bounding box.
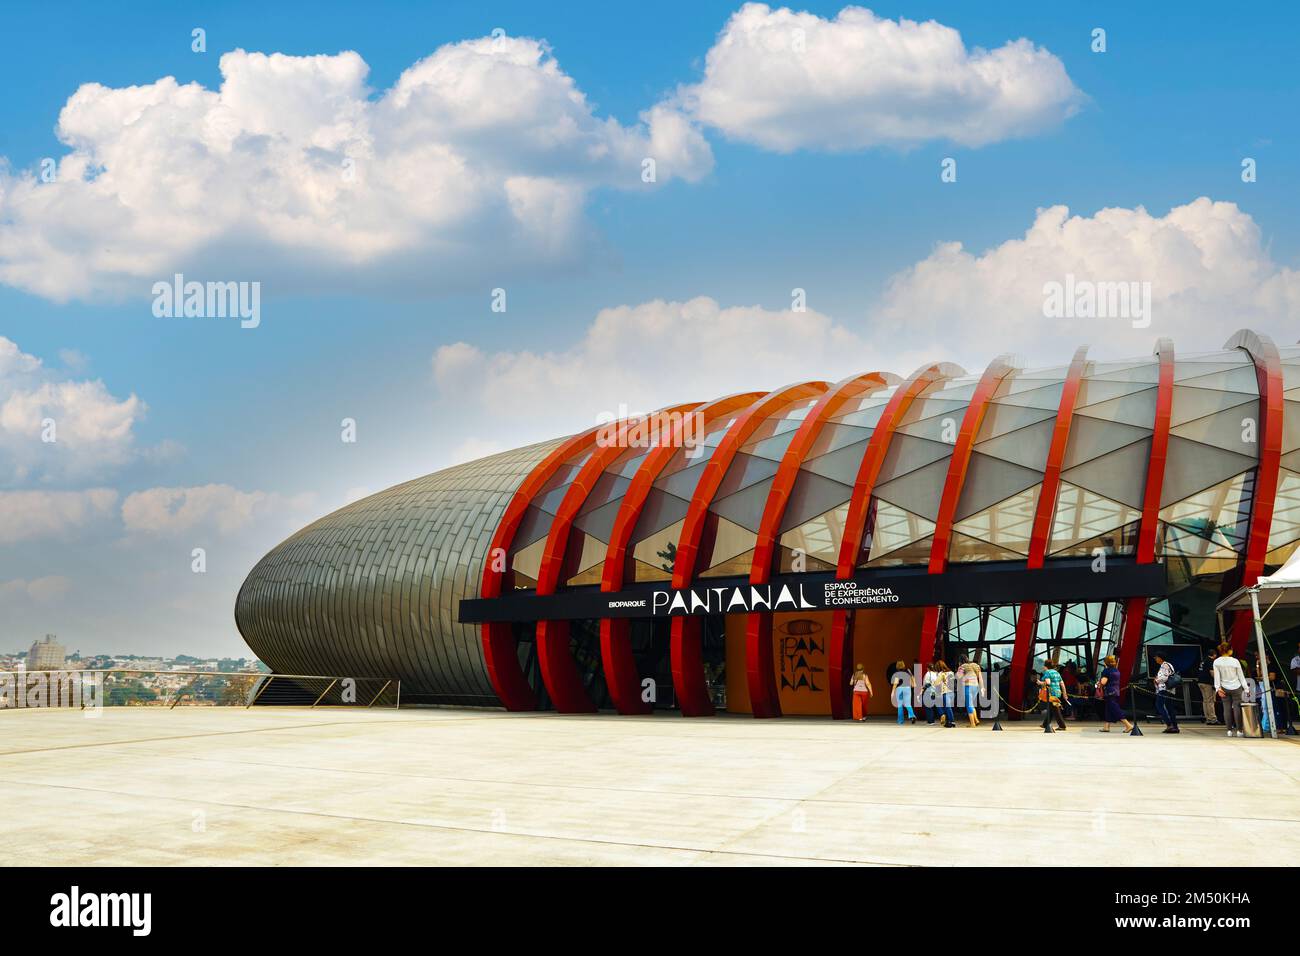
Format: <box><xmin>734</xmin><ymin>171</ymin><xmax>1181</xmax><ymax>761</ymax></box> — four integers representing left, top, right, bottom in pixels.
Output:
<box><xmin>27</xmin><ymin>635</ymin><xmax>66</xmax><ymax>671</ymax></box>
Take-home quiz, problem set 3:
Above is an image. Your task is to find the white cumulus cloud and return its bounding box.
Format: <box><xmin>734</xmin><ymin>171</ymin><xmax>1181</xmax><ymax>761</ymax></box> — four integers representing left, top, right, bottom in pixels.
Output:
<box><xmin>0</xmin><ymin>38</ymin><xmax>712</xmax><ymax>302</ymax></box>
<box><xmin>0</xmin><ymin>489</ymin><xmax>118</xmax><ymax>545</ymax></box>
<box><xmin>680</xmin><ymin>3</ymin><xmax>1083</xmax><ymax>152</ymax></box>
<box><xmin>0</xmin><ymin>575</ymin><xmax>71</xmax><ymax>605</ymax></box>
<box><xmin>873</xmin><ymin>197</ymin><xmax>1300</xmax><ymax>363</ymax></box>
<box><xmin>121</xmin><ymin>484</ymin><xmax>314</xmax><ymax>536</ymax></box>
<box><xmin>0</xmin><ymin>337</ymin><xmax>147</xmax><ymax>486</ymax></box>
<box><xmin>431</xmin><ymin>296</ymin><xmax>885</xmax><ymax>453</ymax></box>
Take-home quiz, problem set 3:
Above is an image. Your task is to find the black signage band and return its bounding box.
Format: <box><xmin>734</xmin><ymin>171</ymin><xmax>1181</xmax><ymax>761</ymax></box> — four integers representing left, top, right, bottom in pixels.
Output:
<box><xmin>459</xmin><ymin>560</ymin><xmax>1167</xmax><ymax>624</ymax></box>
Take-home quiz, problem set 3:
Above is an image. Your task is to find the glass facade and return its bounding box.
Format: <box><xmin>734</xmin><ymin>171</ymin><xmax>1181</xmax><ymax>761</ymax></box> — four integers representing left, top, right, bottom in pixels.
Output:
<box><xmin>236</xmin><ymin>341</ymin><xmax>1300</xmax><ymax>710</ymax></box>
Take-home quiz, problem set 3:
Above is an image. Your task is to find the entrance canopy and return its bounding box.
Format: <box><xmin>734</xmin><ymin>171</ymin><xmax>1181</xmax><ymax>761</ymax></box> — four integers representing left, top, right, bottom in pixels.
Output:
<box><xmin>1218</xmin><ymin>548</ymin><xmax>1300</xmax><ymax>612</ymax></box>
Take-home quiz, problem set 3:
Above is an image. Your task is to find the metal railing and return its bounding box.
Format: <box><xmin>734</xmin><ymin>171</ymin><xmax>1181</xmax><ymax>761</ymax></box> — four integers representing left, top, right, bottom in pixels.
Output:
<box><xmin>0</xmin><ymin>669</ymin><xmax>400</xmax><ymax>710</ymax></box>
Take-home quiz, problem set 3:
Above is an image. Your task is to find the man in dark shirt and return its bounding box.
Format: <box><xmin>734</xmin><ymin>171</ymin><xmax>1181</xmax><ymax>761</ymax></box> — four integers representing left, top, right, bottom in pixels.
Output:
<box><xmin>1197</xmin><ymin>650</ymin><xmax>1220</xmax><ymax>725</ymax></box>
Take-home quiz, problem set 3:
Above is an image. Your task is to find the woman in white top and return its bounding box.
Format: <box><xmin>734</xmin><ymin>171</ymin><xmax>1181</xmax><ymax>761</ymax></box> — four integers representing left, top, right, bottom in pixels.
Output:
<box><xmin>1213</xmin><ymin>642</ymin><xmax>1248</xmax><ymax>737</ymax></box>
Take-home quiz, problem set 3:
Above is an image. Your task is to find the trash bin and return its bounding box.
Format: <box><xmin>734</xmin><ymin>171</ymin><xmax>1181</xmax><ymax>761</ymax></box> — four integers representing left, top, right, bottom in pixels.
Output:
<box><xmin>1241</xmin><ymin>702</ymin><xmax>1262</xmax><ymax>738</ymax></box>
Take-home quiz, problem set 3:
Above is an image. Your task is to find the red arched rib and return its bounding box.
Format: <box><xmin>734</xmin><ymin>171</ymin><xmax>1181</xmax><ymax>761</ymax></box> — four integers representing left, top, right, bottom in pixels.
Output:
<box><xmin>670</xmin><ymin>381</ymin><xmax>831</xmax><ymax>717</ymax></box>
<box><xmin>915</xmin><ymin>355</ymin><xmax>1017</xmax><ymax>665</ymax></box>
<box><xmin>742</xmin><ymin>371</ymin><xmax>893</xmax><ymax>718</ymax></box>
<box><xmin>479</xmin><ymin>428</ymin><xmax>602</xmax><ymax>710</ymax></box>
<box><xmin>826</xmin><ymin>362</ymin><xmax>960</xmax><ymax>719</ymax></box>
<box><xmin>1007</xmin><ymin>346</ymin><xmax>1089</xmax><ymax>717</ymax></box>
<box><xmin>1223</xmin><ymin>330</ymin><xmax>1285</xmax><ymax>653</ymax></box>
<box><xmin>597</xmin><ymin>392</ymin><xmax>763</xmax><ymax>715</ymax></box>
<box><xmin>533</xmin><ymin>404</ymin><xmax>700</xmax><ymax>714</ymax></box>
<box><xmin>1115</xmin><ymin>339</ymin><xmax>1175</xmax><ymax>688</ymax></box>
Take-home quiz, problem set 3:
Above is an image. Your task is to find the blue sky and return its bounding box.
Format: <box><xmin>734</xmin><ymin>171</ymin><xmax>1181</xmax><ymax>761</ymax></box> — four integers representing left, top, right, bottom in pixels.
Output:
<box><xmin>1</xmin><ymin>1</ymin><xmax>1297</xmax><ymax>656</ymax></box>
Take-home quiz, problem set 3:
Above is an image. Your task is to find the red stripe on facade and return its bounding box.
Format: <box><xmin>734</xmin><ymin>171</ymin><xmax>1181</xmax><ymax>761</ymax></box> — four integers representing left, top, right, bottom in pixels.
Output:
<box><xmin>826</xmin><ymin>363</ymin><xmax>957</xmax><ymax>720</ymax></box>
<box><xmin>915</xmin><ymin>356</ymin><xmax>1017</xmax><ymax>666</ymax></box>
<box><xmin>670</xmin><ymin>381</ymin><xmax>830</xmax><ymax>716</ymax></box>
<box><xmin>1007</xmin><ymin>346</ymin><xmax>1089</xmax><ymax>718</ymax></box>
<box><xmin>742</xmin><ymin>372</ymin><xmax>892</xmax><ymax>718</ymax></box>
<box><xmin>479</xmin><ymin>428</ymin><xmax>602</xmax><ymax>711</ymax></box>
<box><xmin>1224</xmin><ymin>330</ymin><xmax>1286</xmax><ymax>654</ymax></box>
<box><xmin>1116</xmin><ymin>339</ymin><xmax>1175</xmax><ymax>689</ymax></box>
<box><xmin>533</xmin><ymin>404</ymin><xmax>700</xmax><ymax>713</ymax></box>
<box><xmin>597</xmin><ymin>393</ymin><xmax>762</xmax><ymax>715</ymax></box>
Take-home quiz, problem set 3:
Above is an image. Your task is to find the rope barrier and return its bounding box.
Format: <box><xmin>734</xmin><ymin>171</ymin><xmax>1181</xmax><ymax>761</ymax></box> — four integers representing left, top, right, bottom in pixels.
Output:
<box><xmin>996</xmin><ymin>690</ymin><xmax>1044</xmax><ymax>715</ymax></box>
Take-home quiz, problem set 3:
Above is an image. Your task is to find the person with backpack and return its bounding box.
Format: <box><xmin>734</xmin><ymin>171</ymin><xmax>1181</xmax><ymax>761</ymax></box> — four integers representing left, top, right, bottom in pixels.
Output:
<box><xmin>1152</xmin><ymin>652</ymin><xmax>1181</xmax><ymax>734</ymax></box>
<box><xmin>921</xmin><ymin>660</ymin><xmax>941</xmax><ymax>724</ymax></box>
<box><xmin>1038</xmin><ymin>658</ymin><xmax>1068</xmax><ymax>731</ymax></box>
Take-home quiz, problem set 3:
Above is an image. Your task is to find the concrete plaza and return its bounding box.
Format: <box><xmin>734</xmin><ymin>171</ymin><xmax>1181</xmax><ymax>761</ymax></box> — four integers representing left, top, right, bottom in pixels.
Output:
<box><xmin>2</xmin><ymin>706</ymin><xmax>1297</xmax><ymax>866</ymax></box>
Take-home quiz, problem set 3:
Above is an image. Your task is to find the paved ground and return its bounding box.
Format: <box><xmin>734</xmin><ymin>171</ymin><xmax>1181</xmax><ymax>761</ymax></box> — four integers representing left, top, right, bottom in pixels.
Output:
<box><xmin>2</xmin><ymin>706</ymin><xmax>1297</xmax><ymax>866</ymax></box>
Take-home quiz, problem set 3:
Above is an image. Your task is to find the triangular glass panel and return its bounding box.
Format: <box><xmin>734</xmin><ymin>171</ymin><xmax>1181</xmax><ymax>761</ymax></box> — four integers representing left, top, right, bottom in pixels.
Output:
<box><xmin>710</xmin><ymin>478</ymin><xmax>775</xmax><ymax>532</ymax></box>
<box><xmin>952</xmin><ymin>484</ymin><xmax>1040</xmax><ymax>556</ymax></box>
<box><xmin>972</xmin><ymin>418</ymin><xmax>1054</xmax><ymax>472</ymax></box>
<box><xmin>873</xmin><ymin>458</ymin><xmax>949</xmax><ymax>521</ymax></box>
<box><xmin>953</xmin><ymin>453</ymin><xmax>1043</xmax><ymax>521</ymax></box>
<box><xmin>1060</xmin><ymin>416</ymin><xmax>1150</xmax><ymax>470</ymax></box>
<box><xmin>1050</xmin><ymin>483</ymin><xmax>1141</xmax><ymax>554</ymax></box>
<box><xmin>1062</xmin><ymin>440</ymin><xmax>1151</xmax><ymax>508</ymax></box>
<box><xmin>1169</xmin><ymin>400</ymin><xmax>1260</xmax><ymax>458</ymax></box>
<box><xmin>1075</xmin><ymin>387</ymin><xmax>1158</xmax><ymax>428</ymax></box>
<box><xmin>1159</xmin><ymin>436</ymin><xmax>1256</xmax><ymax>508</ymax></box>
<box><xmin>1159</xmin><ymin>471</ymin><xmax>1252</xmax><ymax>554</ymax></box>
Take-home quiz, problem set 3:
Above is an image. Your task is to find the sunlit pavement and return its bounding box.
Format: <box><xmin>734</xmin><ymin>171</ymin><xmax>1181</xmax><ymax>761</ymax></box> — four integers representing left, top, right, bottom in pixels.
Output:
<box><xmin>2</xmin><ymin>707</ymin><xmax>1296</xmax><ymax>866</ymax></box>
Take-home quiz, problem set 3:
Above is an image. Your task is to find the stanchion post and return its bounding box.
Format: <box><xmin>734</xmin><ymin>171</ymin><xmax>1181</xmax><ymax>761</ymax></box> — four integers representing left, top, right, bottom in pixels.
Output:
<box><xmin>1128</xmin><ymin>682</ymin><xmax>1143</xmax><ymax>736</ymax></box>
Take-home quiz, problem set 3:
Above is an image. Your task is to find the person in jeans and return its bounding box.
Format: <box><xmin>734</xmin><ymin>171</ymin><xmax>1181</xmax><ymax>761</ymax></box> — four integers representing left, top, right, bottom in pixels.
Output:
<box><xmin>1152</xmin><ymin>652</ymin><xmax>1180</xmax><ymax>734</ymax></box>
<box><xmin>1197</xmin><ymin>650</ymin><xmax>1220</xmax><ymax>725</ymax></box>
<box><xmin>849</xmin><ymin>663</ymin><xmax>873</xmax><ymax>722</ymax></box>
<box><xmin>935</xmin><ymin>661</ymin><xmax>956</xmax><ymax>728</ymax></box>
<box><xmin>1038</xmin><ymin>659</ymin><xmax>1068</xmax><ymax>731</ymax></box>
<box><xmin>957</xmin><ymin>657</ymin><xmax>982</xmax><ymax>727</ymax></box>
<box><xmin>1097</xmin><ymin>654</ymin><xmax>1134</xmax><ymax>733</ymax></box>
<box><xmin>891</xmin><ymin>660</ymin><xmax>916</xmax><ymax>724</ymax></box>
<box><xmin>1213</xmin><ymin>642</ymin><xmax>1248</xmax><ymax>737</ymax></box>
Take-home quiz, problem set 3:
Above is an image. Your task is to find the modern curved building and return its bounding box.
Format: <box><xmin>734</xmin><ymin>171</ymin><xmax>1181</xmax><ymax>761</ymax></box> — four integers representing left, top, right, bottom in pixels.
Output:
<box><xmin>235</xmin><ymin>331</ymin><xmax>1300</xmax><ymax>718</ymax></box>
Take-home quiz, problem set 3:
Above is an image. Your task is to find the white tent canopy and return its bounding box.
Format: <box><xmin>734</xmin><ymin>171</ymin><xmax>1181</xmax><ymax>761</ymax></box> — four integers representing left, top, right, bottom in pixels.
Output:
<box><xmin>1218</xmin><ymin>547</ymin><xmax>1300</xmax><ymax>611</ymax></box>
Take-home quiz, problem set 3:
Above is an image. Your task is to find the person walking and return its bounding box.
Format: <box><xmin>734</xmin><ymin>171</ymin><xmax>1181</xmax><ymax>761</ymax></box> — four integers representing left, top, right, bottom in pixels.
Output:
<box><xmin>849</xmin><ymin>663</ymin><xmax>873</xmax><ymax>722</ymax></box>
<box><xmin>957</xmin><ymin>656</ymin><xmax>982</xmax><ymax>727</ymax></box>
<box><xmin>1258</xmin><ymin>659</ymin><xmax>1283</xmax><ymax>735</ymax></box>
<box><xmin>1152</xmin><ymin>652</ymin><xmax>1181</xmax><ymax>734</ymax></box>
<box><xmin>1197</xmin><ymin>650</ymin><xmax>1220</xmax><ymax>725</ymax></box>
<box><xmin>1213</xmin><ymin>642</ymin><xmax>1248</xmax><ymax>738</ymax></box>
<box><xmin>1038</xmin><ymin>658</ymin><xmax>1069</xmax><ymax>731</ymax></box>
<box><xmin>921</xmin><ymin>660</ymin><xmax>941</xmax><ymax>724</ymax></box>
<box><xmin>935</xmin><ymin>661</ymin><xmax>956</xmax><ymax>727</ymax></box>
<box><xmin>1097</xmin><ymin>655</ymin><xmax>1134</xmax><ymax>733</ymax></box>
<box><xmin>891</xmin><ymin>660</ymin><xmax>917</xmax><ymax>724</ymax></box>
